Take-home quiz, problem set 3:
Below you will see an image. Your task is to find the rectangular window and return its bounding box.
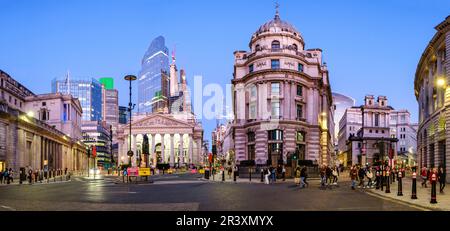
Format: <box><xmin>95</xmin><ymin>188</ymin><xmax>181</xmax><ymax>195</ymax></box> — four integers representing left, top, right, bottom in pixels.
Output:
<box><xmin>271</xmin><ymin>59</ymin><xmax>280</xmax><ymax>70</ymax></box>
<box><xmin>63</xmin><ymin>104</ymin><xmax>67</xmax><ymax>121</ymax></box>
<box><xmin>296</xmin><ymin>104</ymin><xmax>303</xmax><ymax>119</ymax></box>
<box><xmin>19</xmin><ymin>102</ymin><xmax>22</xmax><ymax>108</ymax></box>
<box><xmin>249</xmin><ymin>104</ymin><xmax>256</xmax><ymax>119</ymax></box>
<box><xmin>296</xmin><ymin>131</ymin><xmax>305</xmax><ymax>142</ymax></box>
<box><xmin>298</xmin><ymin>63</ymin><xmax>304</xmax><ymax>72</ymax></box>
<box><xmin>247</xmin><ymin>132</ymin><xmax>256</xmax><ymax>142</ymax></box>
<box><xmin>297</xmin><ymin>85</ymin><xmax>302</xmax><ymax>96</ymax></box>
<box><xmin>271</xmin><ymin>101</ymin><xmax>280</xmax><ymax>118</ymax></box>
<box><xmin>400</xmin><ymin>115</ymin><xmax>406</xmax><ymax>123</ymax></box>
<box><xmin>271</xmin><ymin>82</ymin><xmax>280</xmax><ymax>95</ymax></box>
<box><xmin>42</xmin><ymin>102</ymin><xmax>46</xmax><ymax>106</ymax></box>
<box><xmin>249</xmin><ymin>64</ymin><xmax>254</xmax><ymax>73</ymax></box>
<box><xmin>248</xmin><ymin>144</ymin><xmax>256</xmax><ymax>161</ymax></box>
<box><xmin>14</xmin><ymin>99</ymin><xmax>17</xmax><ymax>105</ymax></box>
<box><xmin>375</xmin><ymin>114</ymin><xmax>379</xmax><ymax>126</ymax></box>
<box><xmin>250</xmin><ymin>86</ymin><xmax>257</xmax><ymax>98</ymax></box>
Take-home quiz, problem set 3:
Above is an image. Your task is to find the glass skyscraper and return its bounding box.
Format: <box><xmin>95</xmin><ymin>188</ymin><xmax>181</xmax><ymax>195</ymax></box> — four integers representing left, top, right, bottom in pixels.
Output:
<box><xmin>52</xmin><ymin>77</ymin><xmax>103</xmax><ymax>121</ymax></box>
<box><xmin>138</xmin><ymin>36</ymin><xmax>170</xmax><ymax>113</ymax></box>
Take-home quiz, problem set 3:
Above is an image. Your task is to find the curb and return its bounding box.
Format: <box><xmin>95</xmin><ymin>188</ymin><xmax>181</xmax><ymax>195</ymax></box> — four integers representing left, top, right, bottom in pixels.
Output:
<box><xmin>364</xmin><ymin>189</ymin><xmax>440</xmax><ymax>211</ymax></box>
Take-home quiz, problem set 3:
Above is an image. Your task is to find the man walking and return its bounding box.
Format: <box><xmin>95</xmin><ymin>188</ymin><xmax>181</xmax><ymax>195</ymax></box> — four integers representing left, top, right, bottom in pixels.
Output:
<box><xmin>350</xmin><ymin>165</ymin><xmax>357</xmax><ymax>190</ymax></box>
<box><xmin>438</xmin><ymin>166</ymin><xmax>446</xmax><ymax>193</ymax></box>
<box><xmin>421</xmin><ymin>167</ymin><xmax>428</xmax><ymax>188</ymax></box>
<box><xmin>358</xmin><ymin>165</ymin><xmax>366</xmax><ymax>188</ymax></box>
<box><xmin>300</xmin><ymin>166</ymin><xmax>308</xmax><ymax>188</ymax></box>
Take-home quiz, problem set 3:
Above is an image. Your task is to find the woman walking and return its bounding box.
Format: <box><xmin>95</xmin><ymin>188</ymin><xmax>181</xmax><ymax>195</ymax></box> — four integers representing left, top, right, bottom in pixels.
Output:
<box><xmin>421</xmin><ymin>167</ymin><xmax>428</xmax><ymax>188</ymax></box>
<box><xmin>264</xmin><ymin>168</ymin><xmax>270</xmax><ymax>185</ymax></box>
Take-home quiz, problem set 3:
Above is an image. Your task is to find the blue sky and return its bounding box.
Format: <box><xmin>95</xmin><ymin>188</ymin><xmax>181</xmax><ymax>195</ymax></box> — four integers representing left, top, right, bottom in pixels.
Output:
<box><xmin>1</xmin><ymin>0</ymin><xmax>449</xmax><ymax>146</ymax></box>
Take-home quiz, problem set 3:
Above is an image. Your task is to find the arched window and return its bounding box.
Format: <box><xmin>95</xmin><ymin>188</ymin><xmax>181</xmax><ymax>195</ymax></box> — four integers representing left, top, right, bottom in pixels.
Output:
<box><xmin>271</xmin><ymin>40</ymin><xmax>280</xmax><ymax>50</ymax></box>
<box><xmin>292</xmin><ymin>44</ymin><xmax>298</xmax><ymax>51</ymax></box>
<box><xmin>255</xmin><ymin>44</ymin><xmax>260</xmax><ymax>51</ymax></box>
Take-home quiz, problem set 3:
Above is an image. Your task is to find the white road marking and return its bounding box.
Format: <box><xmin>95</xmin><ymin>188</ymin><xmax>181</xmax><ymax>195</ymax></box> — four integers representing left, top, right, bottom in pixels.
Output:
<box><xmin>1</xmin><ymin>205</ymin><xmax>16</xmax><ymax>211</ymax></box>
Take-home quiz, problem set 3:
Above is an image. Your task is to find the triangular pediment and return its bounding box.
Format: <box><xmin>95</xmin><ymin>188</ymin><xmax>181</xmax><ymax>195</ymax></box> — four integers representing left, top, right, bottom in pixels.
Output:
<box><xmin>129</xmin><ymin>113</ymin><xmax>193</xmax><ymax>128</ymax></box>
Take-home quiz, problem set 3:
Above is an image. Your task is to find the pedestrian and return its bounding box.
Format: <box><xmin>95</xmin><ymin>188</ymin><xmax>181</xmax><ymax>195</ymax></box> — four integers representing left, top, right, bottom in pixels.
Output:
<box><xmin>326</xmin><ymin>165</ymin><xmax>333</xmax><ymax>186</ymax></box>
<box><xmin>4</xmin><ymin>169</ymin><xmax>10</xmax><ymax>184</ymax></box>
<box><xmin>28</xmin><ymin>168</ymin><xmax>33</xmax><ymax>184</ymax></box>
<box><xmin>421</xmin><ymin>167</ymin><xmax>428</xmax><ymax>188</ymax></box>
<box><xmin>264</xmin><ymin>168</ymin><xmax>270</xmax><ymax>185</ymax></box>
<box><xmin>0</xmin><ymin>170</ymin><xmax>3</xmax><ymax>184</ymax></box>
<box><xmin>350</xmin><ymin>165</ymin><xmax>357</xmax><ymax>190</ymax></box>
<box><xmin>358</xmin><ymin>166</ymin><xmax>366</xmax><ymax>188</ymax></box>
<box><xmin>332</xmin><ymin>166</ymin><xmax>338</xmax><ymax>185</ymax></box>
<box><xmin>366</xmin><ymin>167</ymin><xmax>373</xmax><ymax>188</ymax></box>
<box><xmin>300</xmin><ymin>166</ymin><xmax>308</xmax><ymax>188</ymax></box>
<box><xmin>320</xmin><ymin>165</ymin><xmax>326</xmax><ymax>188</ymax></box>
<box><xmin>282</xmin><ymin>166</ymin><xmax>286</xmax><ymax>181</ymax></box>
<box><xmin>8</xmin><ymin>168</ymin><xmax>13</xmax><ymax>183</ymax></box>
<box><xmin>294</xmin><ymin>166</ymin><xmax>301</xmax><ymax>185</ymax></box>
<box><xmin>438</xmin><ymin>166</ymin><xmax>446</xmax><ymax>193</ymax></box>
<box><xmin>228</xmin><ymin>166</ymin><xmax>232</xmax><ymax>179</ymax></box>
<box><xmin>271</xmin><ymin>167</ymin><xmax>276</xmax><ymax>183</ymax></box>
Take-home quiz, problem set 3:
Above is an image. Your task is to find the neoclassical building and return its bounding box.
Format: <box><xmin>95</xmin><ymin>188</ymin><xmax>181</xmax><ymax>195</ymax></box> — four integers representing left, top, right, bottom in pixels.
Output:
<box><xmin>230</xmin><ymin>9</ymin><xmax>334</xmax><ymax>167</ymax></box>
<box><xmin>415</xmin><ymin>16</ymin><xmax>450</xmax><ymax>179</ymax></box>
<box><xmin>0</xmin><ymin>70</ymin><xmax>87</xmax><ymax>173</ymax></box>
<box><xmin>118</xmin><ymin>53</ymin><xmax>203</xmax><ymax>168</ymax></box>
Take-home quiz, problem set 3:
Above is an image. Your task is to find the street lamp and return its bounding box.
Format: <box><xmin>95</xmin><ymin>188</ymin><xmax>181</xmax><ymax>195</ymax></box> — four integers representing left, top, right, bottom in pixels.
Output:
<box><xmin>124</xmin><ymin>74</ymin><xmax>137</xmax><ymax>167</ymax></box>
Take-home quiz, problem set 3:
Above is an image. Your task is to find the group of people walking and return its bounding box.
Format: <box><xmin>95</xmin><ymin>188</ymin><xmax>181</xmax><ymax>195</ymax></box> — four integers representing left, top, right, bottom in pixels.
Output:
<box><xmin>421</xmin><ymin>166</ymin><xmax>446</xmax><ymax>193</ymax></box>
<box><xmin>0</xmin><ymin>168</ymin><xmax>14</xmax><ymax>184</ymax></box>
<box><xmin>262</xmin><ymin>166</ymin><xmax>285</xmax><ymax>184</ymax></box>
<box><xmin>294</xmin><ymin>166</ymin><xmax>309</xmax><ymax>188</ymax></box>
<box><xmin>319</xmin><ymin>165</ymin><xmax>340</xmax><ymax>189</ymax></box>
<box><xmin>349</xmin><ymin>164</ymin><xmax>377</xmax><ymax>190</ymax></box>
<box><xmin>0</xmin><ymin>167</ymin><xmax>71</xmax><ymax>185</ymax></box>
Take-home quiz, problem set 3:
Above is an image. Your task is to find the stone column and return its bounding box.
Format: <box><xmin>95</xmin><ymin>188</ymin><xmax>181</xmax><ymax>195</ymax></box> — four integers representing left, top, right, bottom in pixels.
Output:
<box><xmin>180</xmin><ymin>134</ymin><xmax>184</xmax><ymax>165</ymax></box>
<box><xmin>150</xmin><ymin>134</ymin><xmax>155</xmax><ymax>167</ymax></box>
<box><xmin>132</xmin><ymin>134</ymin><xmax>137</xmax><ymax>167</ymax></box>
<box><xmin>196</xmin><ymin>138</ymin><xmax>201</xmax><ymax>166</ymax></box>
<box><xmin>188</xmin><ymin>134</ymin><xmax>193</xmax><ymax>165</ymax></box>
<box><xmin>170</xmin><ymin>134</ymin><xmax>175</xmax><ymax>167</ymax></box>
<box><xmin>161</xmin><ymin>134</ymin><xmax>165</xmax><ymax>163</ymax></box>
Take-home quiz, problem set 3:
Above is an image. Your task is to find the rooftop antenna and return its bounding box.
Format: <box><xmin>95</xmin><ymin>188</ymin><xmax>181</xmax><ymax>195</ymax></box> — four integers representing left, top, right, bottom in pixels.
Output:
<box><xmin>66</xmin><ymin>70</ymin><xmax>71</xmax><ymax>95</ymax></box>
<box><xmin>275</xmin><ymin>0</ymin><xmax>280</xmax><ymax>20</ymax></box>
<box><xmin>172</xmin><ymin>44</ymin><xmax>176</xmax><ymax>64</ymax></box>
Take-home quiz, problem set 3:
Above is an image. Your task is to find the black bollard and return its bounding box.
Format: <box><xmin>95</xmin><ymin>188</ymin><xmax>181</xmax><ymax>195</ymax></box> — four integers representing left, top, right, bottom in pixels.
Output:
<box><xmin>397</xmin><ymin>171</ymin><xmax>403</xmax><ymax>196</ymax></box>
<box><xmin>261</xmin><ymin>169</ymin><xmax>264</xmax><ymax>183</ymax></box>
<box><xmin>430</xmin><ymin>171</ymin><xmax>437</xmax><ymax>204</ymax></box>
<box><xmin>222</xmin><ymin>169</ymin><xmax>225</xmax><ymax>182</ymax></box>
<box><xmin>381</xmin><ymin>169</ymin><xmax>385</xmax><ymax>191</ymax></box>
<box><xmin>385</xmin><ymin>170</ymin><xmax>391</xmax><ymax>193</ymax></box>
<box><xmin>376</xmin><ymin>170</ymin><xmax>380</xmax><ymax>189</ymax></box>
<box><xmin>249</xmin><ymin>168</ymin><xmax>252</xmax><ymax>182</ymax></box>
<box><xmin>233</xmin><ymin>170</ymin><xmax>237</xmax><ymax>183</ymax></box>
<box><xmin>411</xmin><ymin>171</ymin><xmax>418</xmax><ymax>199</ymax></box>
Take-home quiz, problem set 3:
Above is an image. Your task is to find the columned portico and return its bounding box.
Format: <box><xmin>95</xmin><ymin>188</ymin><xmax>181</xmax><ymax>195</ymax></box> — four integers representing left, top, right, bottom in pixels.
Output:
<box><xmin>118</xmin><ymin>114</ymin><xmax>203</xmax><ymax>167</ymax></box>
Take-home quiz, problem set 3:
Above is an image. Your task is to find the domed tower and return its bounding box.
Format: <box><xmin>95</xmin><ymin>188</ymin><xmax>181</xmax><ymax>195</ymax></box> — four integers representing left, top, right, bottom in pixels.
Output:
<box><xmin>231</xmin><ymin>6</ymin><xmax>334</xmax><ymax>169</ymax></box>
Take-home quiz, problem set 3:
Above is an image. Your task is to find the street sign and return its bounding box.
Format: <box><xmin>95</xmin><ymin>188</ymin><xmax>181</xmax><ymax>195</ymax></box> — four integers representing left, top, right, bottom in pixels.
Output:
<box><xmin>138</xmin><ymin>168</ymin><xmax>151</xmax><ymax>176</ymax></box>
<box><xmin>128</xmin><ymin>167</ymin><xmax>139</xmax><ymax>176</ymax></box>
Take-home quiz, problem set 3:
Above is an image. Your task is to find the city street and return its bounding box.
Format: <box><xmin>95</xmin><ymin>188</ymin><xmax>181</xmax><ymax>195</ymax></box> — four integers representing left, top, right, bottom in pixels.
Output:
<box><xmin>0</xmin><ymin>173</ymin><xmax>426</xmax><ymax>211</ymax></box>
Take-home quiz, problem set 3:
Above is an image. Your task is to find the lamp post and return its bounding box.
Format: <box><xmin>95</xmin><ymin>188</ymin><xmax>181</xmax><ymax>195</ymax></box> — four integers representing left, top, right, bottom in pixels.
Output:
<box><xmin>124</xmin><ymin>75</ymin><xmax>137</xmax><ymax>167</ymax></box>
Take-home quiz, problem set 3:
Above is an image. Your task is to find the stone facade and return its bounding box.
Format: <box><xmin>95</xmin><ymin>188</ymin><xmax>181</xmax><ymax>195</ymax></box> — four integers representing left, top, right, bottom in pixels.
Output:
<box><xmin>229</xmin><ymin>10</ymin><xmax>334</xmax><ymax>167</ymax></box>
<box><xmin>415</xmin><ymin>16</ymin><xmax>450</xmax><ymax>182</ymax></box>
<box><xmin>0</xmin><ymin>69</ymin><xmax>87</xmax><ymax>172</ymax></box>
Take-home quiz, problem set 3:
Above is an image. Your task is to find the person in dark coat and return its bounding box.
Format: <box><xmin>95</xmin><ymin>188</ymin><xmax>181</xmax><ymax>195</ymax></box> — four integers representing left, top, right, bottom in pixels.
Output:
<box><xmin>438</xmin><ymin>166</ymin><xmax>446</xmax><ymax>193</ymax></box>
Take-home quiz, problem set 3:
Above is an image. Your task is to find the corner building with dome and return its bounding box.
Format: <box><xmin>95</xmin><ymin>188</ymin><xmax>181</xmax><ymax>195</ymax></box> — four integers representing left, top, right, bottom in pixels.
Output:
<box><xmin>230</xmin><ymin>9</ymin><xmax>334</xmax><ymax>169</ymax></box>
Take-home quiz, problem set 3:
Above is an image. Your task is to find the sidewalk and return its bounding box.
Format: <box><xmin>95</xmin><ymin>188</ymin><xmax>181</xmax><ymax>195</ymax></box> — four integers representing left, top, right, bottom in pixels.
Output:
<box><xmin>0</xmin><ymin>175</ymin><xmax>72</xmax><ymax>186</ymax></box>
<box><xmin>205</xmin><ymin>171</ymin><xmax>322</xmax><ymax>184</ymax></box>
<box><xmin>364</xmin><ymin>177</ymin><xmax>449</xmax><ymax>211</ymax></box>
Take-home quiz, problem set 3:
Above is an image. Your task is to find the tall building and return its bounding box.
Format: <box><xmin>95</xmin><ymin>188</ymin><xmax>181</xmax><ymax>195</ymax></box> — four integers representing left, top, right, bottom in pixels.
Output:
<box><xmin>138</xmin><ymin>36</ymin><xmax>170</xmax><ymax>114</ymax></box>
<box><xmin>52</xmin><ymin>75</ymin><xmax>103</xmax><ymax>121</ymax></box>
<box><xmin>99</xmin><ymin>77</ymin><xmax>119</xmax><ymax>140</ymax></box>
<box><xmin>228</xmin><ymin>6</ymin><xmax>334</xmax><ymax>169</ymax></box>
<box><xmin>118</xmin><ymin>49</ymin><xmax>203</xmax><ymax>168</ymax></box>
<box><xmin>415</xmin><ymin>15</ymin><xmax>450</xmax><ymax>178</ymax></box>
<box><xmin>332</xmin><ymin>93</ymin><xmax>356</xmax><ymax>144</ymax></box>
<box><xmin>82</xmin><ymin>120</ymin><xmax>111</xmax><ymax>168</ymax></box>
<box><xmin>1</xmin><ymin>69</ymin><xmax>87</xmax><ymax>173</ymax></box>
<box><xmin>119</xmin><ymin>106</ymin><xmax>128</xmax><ymax>124</ymax></box>
<box><xmin>337</xmin><ymin>107</ymin><xmax>363</xmax><ymax>166</ymax></box>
